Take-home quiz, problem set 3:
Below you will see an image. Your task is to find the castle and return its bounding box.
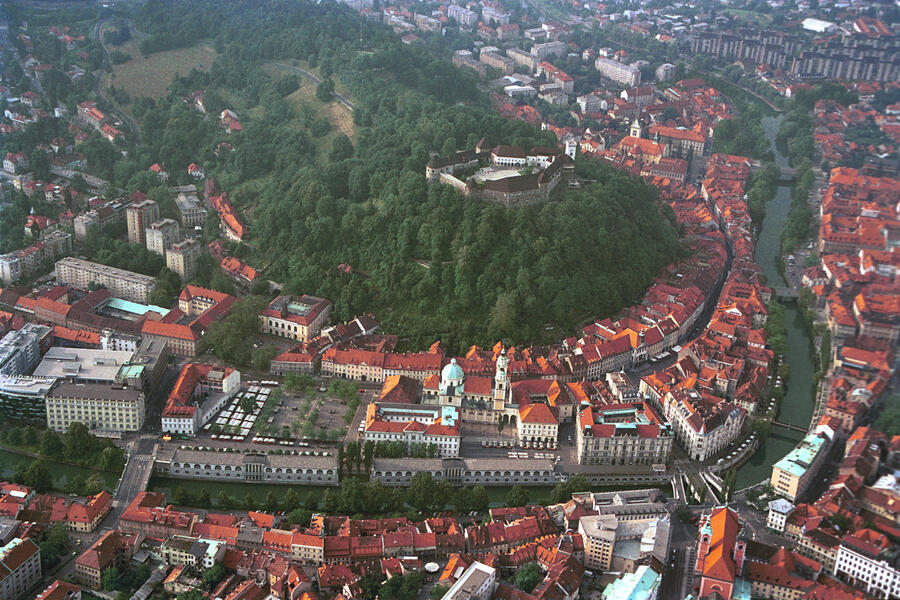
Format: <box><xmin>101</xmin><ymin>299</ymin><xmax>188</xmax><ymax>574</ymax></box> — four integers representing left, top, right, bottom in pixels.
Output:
<box><xmin>425</xmin><ymin>139</ymin><xmax>574</xmax><ymax>208</ymax></box>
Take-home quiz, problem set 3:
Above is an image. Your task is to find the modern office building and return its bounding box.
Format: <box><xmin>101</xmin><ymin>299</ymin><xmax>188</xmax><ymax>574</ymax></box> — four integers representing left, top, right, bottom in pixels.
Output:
<box><xmin>0</xmin><ymin>323</ymin><xmax>48</xmax><ymax>376</ymax></box>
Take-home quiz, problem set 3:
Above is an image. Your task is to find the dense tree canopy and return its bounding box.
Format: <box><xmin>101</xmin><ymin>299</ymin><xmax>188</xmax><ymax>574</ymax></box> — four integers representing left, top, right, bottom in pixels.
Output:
<box><xmin>127</xmin><ymin>1</ymin><xmax>680</xmax><ymax>351</ymax></box>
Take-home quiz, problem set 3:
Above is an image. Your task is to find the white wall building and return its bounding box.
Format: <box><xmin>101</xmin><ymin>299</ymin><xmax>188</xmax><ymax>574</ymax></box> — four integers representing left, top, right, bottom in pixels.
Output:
<box><xmin>441</xmin><ymin>562</ymin><xmax>497</xmax><ymax>600</ymax></box>
<box><xmin>766</xmin><ymin>498</ymin><xmax>794</xmax><ymax>534</ymax></box>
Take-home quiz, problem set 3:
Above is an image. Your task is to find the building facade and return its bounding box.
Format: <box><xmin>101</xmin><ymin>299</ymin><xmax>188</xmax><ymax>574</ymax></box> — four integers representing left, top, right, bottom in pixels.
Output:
<box><xmin>45</xmin><ymin>382</ymin><xmax>145</xmax><ymax>433</ymax></box>
<box><xmin>145</xmin><ymin>218</ymin><xmax>180</xmax><ymax>256</ymax></box>
<box><xmin>259</xmin><ymin>295</ymin><xmax>332</xmax><ymax>342</ymax></box>
<box><xmin>55</xmin><ymin>258</ymin><xmax>156</xmax><ymax>303</ymax></box>
<box><xmin>126</xmin><ymin>199</ymin><xmax>159</xmax><ymax>246</ymax></box>
<box><xmin>166</xmin><ymin>238</ymin><xmax>201</xmax><ymax>281</ymax></box>
<box><xmin>0</xmin><ymin>538</ymin><xmax>41</xmax><ymax>600</ymax></box>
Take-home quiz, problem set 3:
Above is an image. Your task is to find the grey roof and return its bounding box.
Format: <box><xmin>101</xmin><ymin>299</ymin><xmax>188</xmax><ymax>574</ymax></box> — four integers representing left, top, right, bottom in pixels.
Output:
<box><xmin>169</xmin><ymin>448</ymin><xmax>337</xmax><ymax>469</ymax></box>
<box><xmin>373</xmin><ymin>458</ymin><xmax>444</xmax><ymax>472</ymax></box>
<box><xmin>47</xmin><ymin>382</ymin><xmax>143</xmax><ymax>402</ymax></box>
<box><xmin>35</xmin><ymin>347</ymin><xmax>133</xmax><ymax>382</ymax></box>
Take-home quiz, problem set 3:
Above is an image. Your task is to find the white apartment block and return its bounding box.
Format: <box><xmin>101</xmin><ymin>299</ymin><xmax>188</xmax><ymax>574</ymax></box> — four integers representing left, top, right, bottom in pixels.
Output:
<box><xmin>481</xmin><ymin>6</ymin><xmax>509</xmax><ymax>25</ymax></box>
<box><xmin>126</xmin><ymin>199</ymin><xmax>159</xmax><ymax>246</ymax></box>
<box><xmin>46</xmin><ymin>382</ymin><xmax>145</xmax><ymax>433</ymax></box>
<box><xmin>767</xmin><ymin>499</ymin><xmax>793</xmax><ymax>534</ymax></box>
<box><xmin>835</xmin><ymin>535</ymin><xmax>900</xmax><ymax>599</ymax></box>
<box><xmin>0</xmin><ymin>538</ymin><xmax>41</xmax><ymax>600</ymax></box>
<box><xmin>55</xmin><ymin>257</ymin><xmax>156</xmax><ymax>303</ymax></box>
<box><xmin>0</xmin><ymin>230</ymin><xmax>72</xmax><ymax>283</ymax></box>
<box><xmin>531</xmin><ymin>40</ymin><xmax>566</xmax><ymax>60</ymax></box>
<box><xmin>145</xmin><ymin>219</ymin><xmax>180</xmax><ymax>256</ymax></box>
<box><xmin>166</xmin><ymin>238</ymin><xmax>201</xmax><ymax>281</ymax></box>
<box><xmin>441</xmin><ymin>562</ymin><xmax>497</xmax><ymax>600</ymax></box>
<box><xmin>448</xmin><ymin>4</ymin><xmax>478</xmax><ymax>27</ymax></box>
<box><xmin>595</xmin><ymin>56</ymin><xmax>641</xmax><ymax>87</ymax></box>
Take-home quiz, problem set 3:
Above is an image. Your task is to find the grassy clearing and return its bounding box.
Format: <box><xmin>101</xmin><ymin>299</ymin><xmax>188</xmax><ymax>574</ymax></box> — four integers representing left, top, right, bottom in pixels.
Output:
<box><xmin>104</xmin><ymin>40</ymin><xmax>217</xmax><ymax>101</ymax></box>
<box><xmin>264</xmin><ymin>62</ymin><xmax>355</xmax><ymax>140</ymax></box>
<box><xmin>722</xmin><ymin>8</ymin><xmax>773</xmax><ymax>26</ymax></box>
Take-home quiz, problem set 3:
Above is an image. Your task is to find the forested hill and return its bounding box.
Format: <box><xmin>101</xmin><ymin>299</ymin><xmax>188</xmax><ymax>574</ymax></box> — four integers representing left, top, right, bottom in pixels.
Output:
<box><xmin>131</xmin><ymin>0</ymin><xmax>682</xmax><ymax>352</ymax></box>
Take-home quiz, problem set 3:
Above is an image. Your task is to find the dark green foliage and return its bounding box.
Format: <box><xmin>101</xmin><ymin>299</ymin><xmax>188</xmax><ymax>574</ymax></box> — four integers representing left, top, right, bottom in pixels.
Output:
<box><xmin>506</xmin><ymin>484</ymin><xmax>529</xmax><ymax>507</ymax></box>
<box><xmin>511</xmin><ymin>563</ymin><xmax>544</xmax><ymax>593</ymax></box>
<box><xmin>202</xmin><ymin>564</ymin><xmax>226</xmax><ymax>588</ymax></box>
<box><xmin>549</xmin><ymin>474</ymin><xmax>590</xmax><ymax>504</ymax></box>
<box><xmin>746</xmin><ymin>163</ymin><xmax>779</xmax><ymax>227</ymax></box>
<box><xmin>875</xmin><ymin>396</ymin><xmax>900</xmax><ymax>436</ymax></box>
<box><xmin>201</xmin><ymin>296</ymin><xmax>268</xmax><ymax>367</ymax></box>
<box><xmin>38</xmin><ymin>524</ymin><xmax>69</xmax><ymax>570</ymax></box>
<box><xmin>126</xmin><ymin>0</ymin><xmax>679</xmax><ymax>354</ymax></box>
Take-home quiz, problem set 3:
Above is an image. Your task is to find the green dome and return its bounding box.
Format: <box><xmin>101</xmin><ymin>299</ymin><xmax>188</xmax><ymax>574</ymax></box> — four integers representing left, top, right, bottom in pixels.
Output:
<box><xmin>441</xmin><ymin>358</ymin><xmax>464</xmax><ymax>382</ymax></box>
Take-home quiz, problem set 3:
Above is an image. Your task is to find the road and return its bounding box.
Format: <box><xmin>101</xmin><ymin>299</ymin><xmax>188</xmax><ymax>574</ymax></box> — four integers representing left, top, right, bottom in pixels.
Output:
<box><xmin>270</xmin><ymin>62</ymin><xmax>355</xmax><ymax>113</ymax></box>
<box><xmin>91</xmin><ymin>18</ymin><xmax>143</xmax><ymax>144</ymax></box>
<box><xmin>106</xmin><ymin>436</ymin><xmax>158</xmax><ymax>526</ymax></box>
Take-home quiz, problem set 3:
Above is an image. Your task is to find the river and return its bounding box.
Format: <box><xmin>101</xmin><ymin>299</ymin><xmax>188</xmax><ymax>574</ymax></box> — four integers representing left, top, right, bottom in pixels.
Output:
<box><xmin>0</xmin><ymin>448</ymin><xmax>120</xmax><ymax>491</ymax></box>
<box><xmin>736</xmin><ymin>116</ymin><xmax>817</xmax><ymax>489</ymax></box>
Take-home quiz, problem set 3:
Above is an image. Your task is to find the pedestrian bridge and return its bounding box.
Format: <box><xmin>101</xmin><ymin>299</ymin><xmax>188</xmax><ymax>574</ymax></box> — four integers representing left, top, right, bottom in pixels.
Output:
<box><xmin>774</xmin><ymin>287</ymin><xmax>799</xmax><ymax>301</ymax></box>
<box><xmin>772</xmin><ymin>420</ymin><xmax>807</xmax><ymax>433</ymax></box>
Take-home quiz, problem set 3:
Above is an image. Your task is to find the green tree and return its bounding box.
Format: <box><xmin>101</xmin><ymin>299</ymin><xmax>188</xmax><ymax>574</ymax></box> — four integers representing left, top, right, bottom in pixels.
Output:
<box><xmin>506</xmin><ymin>484</ymin><xmax>529</xmax><ymax>507</ymax></box>
<box><xmin>202</xmin><ymin>564</ymin><xmax>226</xmax><ymax>588</ymax></box>
<box><xmin>39</xmin><ymin>429</ymin><xmax>63</xmax><ymax>457</ymax></box>
<box><xmin>511</xmin><ymin>562</ymin><xmax>543</xmax><ymax>593</ymax></box>
<box><xmin>103</xmin><ymin>567</ymin><xmax>122</xmax><ymax>591</ymax></box>
<box><xmin>316</xmin><ymin>78</ymin><xmax>335</xmax><ymax>102</ymax></box>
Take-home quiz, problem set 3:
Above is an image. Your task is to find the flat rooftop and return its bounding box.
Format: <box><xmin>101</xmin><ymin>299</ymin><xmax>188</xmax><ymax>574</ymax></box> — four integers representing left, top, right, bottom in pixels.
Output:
<box><xmin>34</xmin><ymin>347</ymin><xmax>134</xmax><ymax>382</ymax></box>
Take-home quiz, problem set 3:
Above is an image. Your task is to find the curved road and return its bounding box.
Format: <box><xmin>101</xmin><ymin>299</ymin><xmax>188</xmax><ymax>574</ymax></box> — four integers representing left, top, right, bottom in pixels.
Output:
<box><xmin>91</xmin><ymin>18</ymin><xmax>143</xmax><ymax>144</ymax></box>
<box><xmin>270</xmin><ymin>62</ymin><xmax>355</xmax><ymax>112</ymax></box>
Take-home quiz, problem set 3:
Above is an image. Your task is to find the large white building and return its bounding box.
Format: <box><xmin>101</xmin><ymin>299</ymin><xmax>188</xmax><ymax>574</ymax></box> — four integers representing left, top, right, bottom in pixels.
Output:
<box><xmin>531</xmin><ymin>40</ymin><xmax>566</xmax><ymax>60</ymax></box>
<box><xmin>834</xmin><ymin>529</ymin><xmax>900</xmax><ymax>599</ymax></box>
<box><xmin>661</xmin><ymin>389</ymin><xmax>744</xmax><ymax>462</ymax></box>
<box><xmin>55</xmin><ymin>258</ymin><xmax>156</xmax><ymax>303</ymax></box>
<box><xmin>0</xmin><ymin>230</ymin><xmax>72</xmax><ymax>284</ymax></box>
<box><xmin>595</xmin><ymin>56</ymin><xmax>641</xmax><ymax>87</ymax></box>
<box><xmin>45</xmin><ymin>382</ymin><xmax>145</xmax><ymax>433</ymax></box>
<box><xmin>0</xmin><ymin>323</ymin><xmax>47</xmax><ymax>376</ymax></box>
<box><xmin>0</xmin><ymin>538</ymin><xmax>42</xmax><ymax>600</ymax></box>
<box><xmin>363</xmin><ymin>402</ymin><xmax>461</xmax><ymax>457</ymax></box>
<box><xmin>441</xmin><ymin>562</ymin><xmax>497</xmax><ymax>600</ymax></box>
<box><xmin>145</xmin><ymin>218</ymin><xmax>180</xmax><ymax>256</ymax></box>
<box><xmin>33</xmin><ymin>347</ymin><xmax>135</xmax><ymax>384</ymax></box>
<box><xmin>166</xmin><ymin>238</ymin><xmax>201</xmax><ymax>281</ymax></box>
<box><xmin>447</xmin><ymin>4</ymin><xmax>478</xmax><ymax>27</ymax></box>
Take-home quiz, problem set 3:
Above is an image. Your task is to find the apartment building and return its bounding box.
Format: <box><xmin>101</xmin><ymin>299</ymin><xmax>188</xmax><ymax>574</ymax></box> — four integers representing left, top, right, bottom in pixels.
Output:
<box><xmin>126</xmin><ymin>199</ymin><xmax>159</xmax><ymax>245</ymax></box>
<box><xmin>579</xmin><ymin>514</ymin><xmax>617</xmax><ymax>571</ymax></box>
<box><xmin>770</xmin><ymin>432</ymin><xmax>832</xmax><ymax>502</ymax></box>
<box><xmin>480</xmin><ymin>51</ymin><xmax>515</xmax><ymax>75</ymax></box>
<box><xmin>506</xmin><ymin>48</ymin><xmax>536</xmax><ymax>72</ymax></box>
<box><xmin>595</xmin><ymin>56</ymin><xmax>641</xmax><ymax>87</ymax></box>
<box><xmin>834</xmin><ymin>529</ymin><xmax>900</xmax><ymax>600</ymax></box>
<box><xmin>166</xmin><ymin>238</ymin><xmax>201</xmax><ymax>281</ymax></box>
<box><xmin>75</xmin><ymin>531</ymin><xmax>134</xmax><ymax>590</ymax></box>
<box><xmin>766</xmin><ymin>499</ymin><xmax>794</xmax><ymax>534</ymax></box>
<box><xmin>160</xmin><ymin>536</ymin><xmax>225</xmax><ymax>569</ymax></box>
<box><xmin>0</xmin><ymin>323</ymin><xmax>48</xmax><ymax>376</ymax></box>
<box><xmin>0</xmin><ymin>538</ymin><xmax>41</xmax><ymax>600</ymax></box>
<box><xmin>259</xmin><ymin>295</ymin><xmax>332</xmax><ymax>342</ymax></box>
<box><xmin>447</xmin><ymin>5</ymin><xmax>477</xmax><ymax>27</ymax></box>
<box><xmin>531</xmin><ymin>40</ymin><xmax>566</xmax><ymax>60</ymax></box>
<box><xmin>55</xmin><ymin>258</ymin><xmax>157</xmax><ymax>303</ymax></box>
<box><xmin>45</xmin><ymin>382</ymin><xmax>145</xmax><ymax>433</ymax></box>
<box><xmin>440</xmin><ymin>562</ymin><xmax>497</xmax><ymax>600</ymax></box>
<box><xmin>145</xmin><ymin>218</ymin><xmax>180</xmax><ymax>256</ymax></box>
<box><xmin>0</xmin><ymin>230</ymin><xmax>72</xmax><ymax>283</ymax></box>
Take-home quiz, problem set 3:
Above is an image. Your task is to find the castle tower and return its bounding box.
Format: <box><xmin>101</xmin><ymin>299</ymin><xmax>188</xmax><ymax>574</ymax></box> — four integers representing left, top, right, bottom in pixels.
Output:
<box><xmin>493</xmin><ymin>349</ymin><xmax>510</xmax><ymax>411</ymax></box>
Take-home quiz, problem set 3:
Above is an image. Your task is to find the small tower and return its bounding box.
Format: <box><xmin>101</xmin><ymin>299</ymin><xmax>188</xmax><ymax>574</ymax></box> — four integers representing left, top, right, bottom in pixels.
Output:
<box><xmin>439</xmin><ymin>358</ymin><xmax>465</xmax><ymax>407</ymax></box>
<box><xmin>493</xmin><ymin>349</ymin><xmax>510</xmax><ymax>411</ymax></box>
<box><xmin>629</xmin><ymin>117</ymin><xmax>642</xmax><ymax>139</ymax></box>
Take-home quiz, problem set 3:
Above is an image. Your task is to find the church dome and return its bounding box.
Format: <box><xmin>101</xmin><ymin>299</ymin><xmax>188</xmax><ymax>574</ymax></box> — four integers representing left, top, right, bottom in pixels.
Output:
<box><xmin>441</xmin><ymin>358</ymin><xmax>464</xmax><ymax>382</ymax></box>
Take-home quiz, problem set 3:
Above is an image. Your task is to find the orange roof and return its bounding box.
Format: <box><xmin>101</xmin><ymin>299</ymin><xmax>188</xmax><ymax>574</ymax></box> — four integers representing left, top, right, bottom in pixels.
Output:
<box><xmin>519</xmin><ymin>402</ymin><xmax>558</xmax><ymax>424</ymax></box>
